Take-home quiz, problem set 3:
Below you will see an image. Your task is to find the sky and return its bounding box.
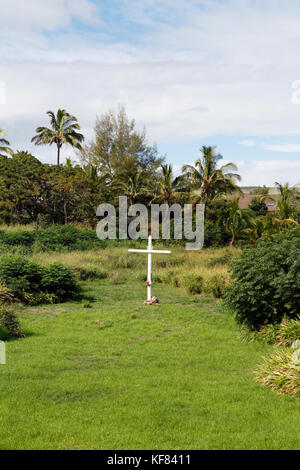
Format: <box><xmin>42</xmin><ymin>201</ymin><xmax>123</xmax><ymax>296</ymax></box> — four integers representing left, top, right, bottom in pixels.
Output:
<box><xmin>1</xmin><ymin>0</ymin><xmax>300</xmax><ymax>186</ymax></box>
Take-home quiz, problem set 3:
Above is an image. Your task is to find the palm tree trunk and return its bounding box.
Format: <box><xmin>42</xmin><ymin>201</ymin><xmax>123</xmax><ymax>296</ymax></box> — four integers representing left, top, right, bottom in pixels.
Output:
<box><xmin>230</xmin><ymin>231</ymin><xmax>235</xmax><ymax>246</ymax></box>
<box><xmin>57</xmin><ymin>144</ymin><xmax>61</xmax><ymax>166</ymax></box>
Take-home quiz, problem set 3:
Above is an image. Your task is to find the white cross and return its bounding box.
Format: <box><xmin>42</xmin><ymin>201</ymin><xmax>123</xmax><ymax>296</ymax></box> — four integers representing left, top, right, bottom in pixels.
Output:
<box><xmin>128</xmin><ymin>236</ymin><xmax>171</xmax><ymax>303</ymax></box>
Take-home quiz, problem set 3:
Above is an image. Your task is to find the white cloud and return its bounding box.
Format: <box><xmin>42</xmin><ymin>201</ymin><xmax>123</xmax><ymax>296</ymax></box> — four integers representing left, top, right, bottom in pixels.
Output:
<box><xmin>0</xmin><ymin>0</ymin><xmax>100</xmax><ymax>31</ymax></box>
<box><xmin>262</xmin><ymin>143</ymin><xmax>300</xmax><ymax>153</ymax></box>
<box><xmin>239</xmin><ymin>140</ymin><xmax>256</xmax><ymax>147</ymax></box>
<box><xmin>173</xmin><ymin>158</ymin><xmax>300</xmax><ymax>187</ymax></box>
<box><xmin>226</xmin><ymin>159</ymin><xmax>300</xmax><ymax>186</ymax></box>
<box><xmin>2</xmin><ymin>0</ymin><xmax>300</xmax><ymax>167</ymax></box>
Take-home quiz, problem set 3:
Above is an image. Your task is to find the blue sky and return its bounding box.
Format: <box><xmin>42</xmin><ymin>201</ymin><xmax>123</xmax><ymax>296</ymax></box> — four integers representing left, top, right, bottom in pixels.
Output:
<box><xmin>1</xmin><ymin>0</ymin><xmax>300</xmax><ymax>185</ymax></box>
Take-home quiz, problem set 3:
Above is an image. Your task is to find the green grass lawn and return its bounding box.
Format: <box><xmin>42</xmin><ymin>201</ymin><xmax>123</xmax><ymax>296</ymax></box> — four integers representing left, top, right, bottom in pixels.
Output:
<box><xmin>0</xmin><ymin>278</ymin><xmax>299</xmax><ymax>450</ymax></box>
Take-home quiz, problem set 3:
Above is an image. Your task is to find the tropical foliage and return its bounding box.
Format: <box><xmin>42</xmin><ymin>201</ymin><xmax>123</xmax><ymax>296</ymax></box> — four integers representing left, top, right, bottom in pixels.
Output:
<box><xmin>0</xmin><ymin>129</ymin><xmax>13</xmax><ymax>158</ymax></box>
<box><xmin>32</xmin><ymin>109</ymin><xmax>84</xmax><ymax>165</ymax></box>
<box><xmin>182</xmin><ymin>145</ymin><xmax>241</xmax><ymax>205</ymax></box>
<box><xmin>0</xmin><ymin>107</ymin><xmax>299</xmax><ymax>249</ymax></box>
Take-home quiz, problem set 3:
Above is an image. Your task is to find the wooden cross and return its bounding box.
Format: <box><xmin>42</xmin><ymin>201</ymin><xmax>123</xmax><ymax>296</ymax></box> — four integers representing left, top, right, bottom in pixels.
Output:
<box><xmin>128</xmin><ymin>236</ymin><xmax>171</xmax><ymax>303</ymax></box>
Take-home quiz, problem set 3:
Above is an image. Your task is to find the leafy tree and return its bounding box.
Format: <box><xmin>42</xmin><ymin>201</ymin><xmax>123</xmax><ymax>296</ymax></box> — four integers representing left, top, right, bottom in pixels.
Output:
<box><xmin>0</xmin><ymin>152</ymin><xmax>50</xmax><ymax>223</ymax></box>
<box><xmin>0</xmin><ymin>152</ymin><xmax>102</xmax><ymax>225</ymax></box>
<box><xmin>31</xmin><ymin>109</ymin><xmax>84</xmax><ymax>165</ymax></box>
<box><xmin>80</xmin><ymin>106</ymin><xmax>164</xmax><ymax>185</ymax></box>
<box><xmin>182</xmin><ymin>146</ymin><xmax>241</xmax><ymax>205</ymax></box>
<box><xmin>248</xmin><ymin>197</ymin><xmax>268</xmax><ymax>216</ymax></box>
<box><xmin>204</xmin><ymin>199</ymin><xmax>231</xmax><ymax>246</ymax></box>
<box><xmin>0</xmin><ymin>129</ymin><xmax>13</xmax><ymax>157</ymax></box>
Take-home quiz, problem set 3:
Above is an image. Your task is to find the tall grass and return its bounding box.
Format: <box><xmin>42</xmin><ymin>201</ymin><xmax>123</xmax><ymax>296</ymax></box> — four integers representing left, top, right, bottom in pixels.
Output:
<box><xmin>31</xmin><ymin>245</ymin><xmax>239</xmax><ymax>297</ymax></box>
<box><xmin>255</xmin><ymin>350</ymin><xmax>300</xmax><ymax>399</ymax></box>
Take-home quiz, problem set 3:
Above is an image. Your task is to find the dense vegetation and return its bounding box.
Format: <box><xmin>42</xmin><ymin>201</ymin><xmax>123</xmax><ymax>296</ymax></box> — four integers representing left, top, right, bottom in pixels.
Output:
<box><xmin>225</xmin><ymin>230</ymin><xmax>300</xmax><ymax>329</ymax></box>
<box><xmin>2</xmin><ymin>107</ymin><xmax>300</xmax><ymax>248</ymax></box>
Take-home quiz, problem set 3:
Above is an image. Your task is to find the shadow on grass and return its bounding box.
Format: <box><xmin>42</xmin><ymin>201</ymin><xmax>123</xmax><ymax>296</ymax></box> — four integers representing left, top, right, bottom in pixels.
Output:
<box><xmin>0</xmin><ymin>326</ymin><xmax>39</xmax><ymax>342</ymax></box>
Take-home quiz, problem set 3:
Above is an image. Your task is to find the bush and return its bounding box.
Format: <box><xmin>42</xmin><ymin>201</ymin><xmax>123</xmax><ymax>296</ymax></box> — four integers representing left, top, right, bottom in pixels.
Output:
<box><xmin>225</xmin><ymin>229</ymin><xmax>300</xmax><ymax>329</ymax></box>
<box><xmin>0</xmin><ymin>255</ymin><xmax>78</xmax><ymax>304</ymax></box>
<box><xmin>0</xmin><ymin>307</ymin><xmax>24</xmax><ymax>338</ymax></box>
<box><xmin>0</xmin><ymin>230</ymin><xmax>35</xmax><ymax>247</ymax></box>
<box><xmin>34</xmin><ymin>225</ymin><xmax>103</xmax><ymax>252</ymax></box>
<box><xmin>41</xmin><ymin>263</ymin><xmax>78</xmax><ymax>301</ymax></box>
<box><xmin>204</xmin><ymin>221</ymin><xmax>230</xmax><ymax>247</ymax></box>
<box><xmin>0</xmin><ymin>255</ymin><xmax>44</xmax><ymax>301</ymax></box>
<box><xmin>248</xmin><ymin>198</ymin><xmax>268</xmax><ymax>216</ymax></box>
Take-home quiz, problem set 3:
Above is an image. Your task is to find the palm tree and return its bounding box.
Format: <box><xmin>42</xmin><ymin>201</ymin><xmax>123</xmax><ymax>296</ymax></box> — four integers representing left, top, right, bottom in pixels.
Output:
<box><xmin>151</xmin><ymin>164</ymin><xmax>189</xmax><ymax>205</ymax></box>
<box><xmin>227</xmin><ymin>197</ymin><xmax>254</xmax><ymax>246</ymax></box>
<box><xmin>243</xmin><ymin>216</ymin><xmax>272</xmax><ymax>246</ymax></box>
<box><xmin>116</xmin><ymin>172</ymin><xmax>149</xmax><ymax>206</ymax></box>
<box><xmin>182</xmin><ymin>146</ymin><xmax>241</xmax><ymax>205</ymax></box>
<box><xmin>0</xmin><ymin>129</ymin><xmax>13</xmax><ymax>157</ymax></box>
<box><xmin>261</xmin><ymin>182</ymin><xmax>300</xmax><ymax>221</ymax></box>
<box><xmin>32</xmin><ymin>109</ymin><xmax>84</xmax><ymax>165</ymax></box>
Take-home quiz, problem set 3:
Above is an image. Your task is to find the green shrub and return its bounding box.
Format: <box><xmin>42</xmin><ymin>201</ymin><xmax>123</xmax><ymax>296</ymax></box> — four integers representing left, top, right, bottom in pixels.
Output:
<box><xmin>34</xmin><ymin>225</ymin><xmax>103</xmax><ymax>252</ymax></box>
<box><xmin>0</xmin><ymin>255</ymin><xmax>78</xmax><ymax>304</ymax></box>
<box><xmin>0</xmin><ymin>308</ymin><xmax>24</xmax><ymax>338</ymax></box>
<box><xmin>41</xmin><ymin>263</ymin><xmax>78</xmax><ymax>301</ymax></box>
<box><xmin>0</xmin><ymin>230</ymin><xmax>35</xmax><ymax>247</ymax></box>
<box><xmin>204</xmin><ymin>221</ymin><xmax>230</xmax><ymax>247</ymax></box>
<box><xmin>225</xmin><ymin>229</ymin><xmax>300</xmax><ymax>329</ymax></box>
<box><xmin>0</xmin><ymin>255</ymin><xmax>43</xmax><ymax>301</ymax></box>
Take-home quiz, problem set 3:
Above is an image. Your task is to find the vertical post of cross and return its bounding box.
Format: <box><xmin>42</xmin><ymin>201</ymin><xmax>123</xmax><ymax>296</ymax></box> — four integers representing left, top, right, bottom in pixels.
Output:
<box><xmin>147</xmin><ymin>236</ymin><xmax>152</xmax><ymax>301</ymax></box>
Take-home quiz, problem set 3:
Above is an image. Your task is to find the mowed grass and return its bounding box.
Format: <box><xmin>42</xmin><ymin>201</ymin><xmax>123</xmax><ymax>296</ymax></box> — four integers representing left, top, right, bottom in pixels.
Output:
<box><xmin>0</xmin><ymin>247</ymin><xmax>299</xmax><ymax>450</ymax></box>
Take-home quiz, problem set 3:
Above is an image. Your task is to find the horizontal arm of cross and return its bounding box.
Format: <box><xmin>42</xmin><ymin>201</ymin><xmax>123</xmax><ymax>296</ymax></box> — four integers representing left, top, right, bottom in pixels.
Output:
<box><xmin>128</xmin><ymin>249</ymin><xmax>171</xmax><ymax>254</ymax></box>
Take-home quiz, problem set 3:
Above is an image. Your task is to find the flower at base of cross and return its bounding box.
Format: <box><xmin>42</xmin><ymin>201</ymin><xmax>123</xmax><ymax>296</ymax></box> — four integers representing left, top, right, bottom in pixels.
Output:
<box><xmin>145</xmin><ymin>281</ymin><xmax>151</xmax><ymax>286</ymax></box>
<box><xmin>144</xmin><ymin>296</ymin><xmax>159</xmax><ymax>305</ymax></box>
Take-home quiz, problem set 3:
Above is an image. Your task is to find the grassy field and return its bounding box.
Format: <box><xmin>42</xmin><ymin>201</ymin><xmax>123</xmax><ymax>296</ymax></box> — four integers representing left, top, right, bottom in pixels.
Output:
<box><xmin>0</xmin><ymin>246</ymin><xmax>299</xmax><ymax>450</ymax></box>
